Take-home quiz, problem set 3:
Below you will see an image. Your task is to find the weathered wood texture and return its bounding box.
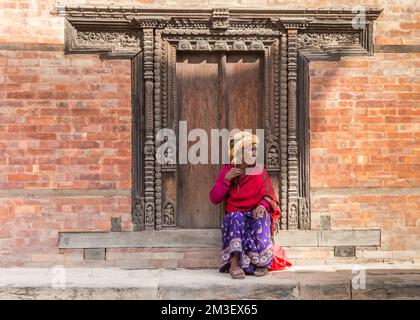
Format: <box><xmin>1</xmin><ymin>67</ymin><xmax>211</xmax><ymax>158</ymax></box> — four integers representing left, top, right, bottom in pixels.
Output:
<box><xmin>59</xmin><ymin>229</ymin><xmax>380</xmax><ymax>249</ymax></box>
<box><xmin>176</xmin><ymin>54</ymin><xmax>221</xmax><ymax>228</ymax></box>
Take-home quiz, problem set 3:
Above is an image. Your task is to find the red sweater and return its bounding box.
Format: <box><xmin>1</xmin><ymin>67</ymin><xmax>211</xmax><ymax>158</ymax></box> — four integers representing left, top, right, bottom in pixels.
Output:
<box><xmin>209</xmin><ymin>164</ymin><xmax>270</xmax><ymax>213</ymax></box>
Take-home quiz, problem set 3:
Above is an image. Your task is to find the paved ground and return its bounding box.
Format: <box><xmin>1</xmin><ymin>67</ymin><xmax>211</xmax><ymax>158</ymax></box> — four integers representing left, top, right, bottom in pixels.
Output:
<box><xmin>1</xmin><ymin>263</ymin><xmax>419</xmax><ymax>299</ymax></box>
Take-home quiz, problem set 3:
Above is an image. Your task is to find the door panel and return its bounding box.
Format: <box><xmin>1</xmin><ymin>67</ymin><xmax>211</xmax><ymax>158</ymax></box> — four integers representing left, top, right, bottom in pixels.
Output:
<box><xmin>226</xmin><ymin>53</ymin><xmax>263</xmax><ymax>131</ymax></box>
<box><xmin>176</xmin><ymin>53</ymin><xmax>221</xmax><ymax>228</ymax></box>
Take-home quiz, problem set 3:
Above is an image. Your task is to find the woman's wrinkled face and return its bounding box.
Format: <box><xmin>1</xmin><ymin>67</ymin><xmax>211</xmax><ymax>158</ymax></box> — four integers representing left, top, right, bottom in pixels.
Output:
<box><xmin>238</xmin><ymin>143</ymin><xmax>258</xmax><ymax>166</ymax></box>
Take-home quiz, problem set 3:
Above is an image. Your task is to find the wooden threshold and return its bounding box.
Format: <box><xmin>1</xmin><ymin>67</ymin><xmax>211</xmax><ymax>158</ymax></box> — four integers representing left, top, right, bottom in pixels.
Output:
<box><xmin>59</xmin><ymin>229</ymin><xmax>381</xmax><ymax>249</ymax></box>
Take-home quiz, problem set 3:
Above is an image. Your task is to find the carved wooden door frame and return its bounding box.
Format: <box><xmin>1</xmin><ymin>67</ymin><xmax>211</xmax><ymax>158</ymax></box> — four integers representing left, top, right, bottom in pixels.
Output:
<box><xmin>54</xmin><ymin>5</ymin><xmax>382</xmax><ymax>232</ymax></box>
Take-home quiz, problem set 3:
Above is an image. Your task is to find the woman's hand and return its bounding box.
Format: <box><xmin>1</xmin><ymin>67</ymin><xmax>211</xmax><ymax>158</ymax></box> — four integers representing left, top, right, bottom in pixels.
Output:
<box><xmin>252</xmin><ymin>205</ymin><xmax>267</xmax><ymax>219</ymax></box>
<box><xmin>224</xmin><ymin>167</ymin><xmax>244</xmax><ymax>182</ymax></box>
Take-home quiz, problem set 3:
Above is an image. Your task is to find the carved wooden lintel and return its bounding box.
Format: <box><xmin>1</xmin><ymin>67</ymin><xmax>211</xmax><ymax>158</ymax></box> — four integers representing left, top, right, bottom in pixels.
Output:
<box><xmin>63</xmin><ymin>20</ymin><xmax>141</xmax><ymax>59</ymax></box>
<box><xmin>55</xmin><ymin>5</ymin><xmax>382</xmax><ymax>231</ymax></box>
<box><xmin>56</xmin><ymin>6</ymin><xmax>382</xmax><ymax>59</ymax></box>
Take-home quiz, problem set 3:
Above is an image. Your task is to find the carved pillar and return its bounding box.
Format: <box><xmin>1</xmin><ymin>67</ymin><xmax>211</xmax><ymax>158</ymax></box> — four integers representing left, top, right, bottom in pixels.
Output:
<box><xmin>279</xmin><ymin>32</ymin><xmax>288</xmax><ymax>230</ymax></box>
<box><xmin>286</xmin><ymin>27</ymin><xmax>299</xmax><ymax>230</ymax></box>
<box><xmin>132</xmin><ymin>52</ymin><xmax>145</xmax><ymax>231</ymax></box>
<box><xmin>154</xmin><ymin>29</ymin><xmax>162</xmax><ymax>230</ymax></box>
<box><xmin>297</xmin><ymin>53</ymin><xmax>311</xmax><ymax>230</ymax></box>
<box><xmin>143</xmin><ymin>28</ymin><xmax>155</xmax><ymax>230</ymax></box>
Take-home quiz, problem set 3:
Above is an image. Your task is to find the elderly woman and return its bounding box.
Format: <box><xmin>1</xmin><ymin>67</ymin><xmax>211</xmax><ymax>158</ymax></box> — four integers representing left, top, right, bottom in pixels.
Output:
<box><xmin>209</xmin><ymin>131</ymin><xmax>283</xmax><ymax>279</ymax></box>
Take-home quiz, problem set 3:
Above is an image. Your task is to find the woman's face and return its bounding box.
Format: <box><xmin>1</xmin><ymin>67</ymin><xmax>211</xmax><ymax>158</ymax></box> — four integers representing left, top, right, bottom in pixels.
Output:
<box><xmin>238</xmin><ymin>143</ymin><xmax>258</xmax><ymax>166</ymax></box>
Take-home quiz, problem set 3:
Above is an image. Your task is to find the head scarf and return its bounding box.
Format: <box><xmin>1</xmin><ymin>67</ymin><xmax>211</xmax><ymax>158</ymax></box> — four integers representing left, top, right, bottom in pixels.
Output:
<box><xmin>228</xmin><ymin>131</ymin><xmax>259</xmax><ymax>165</ymax></box>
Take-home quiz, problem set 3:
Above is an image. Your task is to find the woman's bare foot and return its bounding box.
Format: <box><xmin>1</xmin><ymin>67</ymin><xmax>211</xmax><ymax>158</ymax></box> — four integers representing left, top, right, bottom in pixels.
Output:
<box><xmin>230</xmin><ymin>266</ymin><xmax>245</xmax><ymax>279</ymax></box>
<box><xmin>254</xmin><ymin>266</ymin><xmax>269</xmax><ymax>277</ymax></box>
<box><xmin>229</xmin><ymin>253</ymin><xmax>245</xmax><ymax>279</ymax></box>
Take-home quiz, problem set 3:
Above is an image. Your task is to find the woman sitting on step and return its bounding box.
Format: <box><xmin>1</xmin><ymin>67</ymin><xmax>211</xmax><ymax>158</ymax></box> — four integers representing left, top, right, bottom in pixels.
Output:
<box><xmin>209</xmin><ymin>131</ymin><xmax>288</xmax><ymax>279</ymax></box>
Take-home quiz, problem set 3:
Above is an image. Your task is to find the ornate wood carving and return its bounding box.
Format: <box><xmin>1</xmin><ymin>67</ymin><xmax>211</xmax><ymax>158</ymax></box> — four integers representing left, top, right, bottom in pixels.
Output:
<box><xmin>154</xmin><ymin>29</ymin><xmax>163</xmax><ymax>230</ymax></box>
<box><xmin>143</xmin><ymin>28</ymin><xmax>155</xmax><ymax>230</ymax></box>
<box><xmin>55</xmin><ymin>5</ymin><xmax>382</xmax><ymax>232</ymax></box>
<box><xmin>298</xmin><ymin>32</ymin><xmax>360</xmax><ymax>49</ymax></box>
<box><xmin>279</xmin><ymin>32</ymin><xmax>288</xmax><ymax>231</ymax></box>
<box><xmin>131</xmin><ymin>52</ymin><xmax>145</xmax><ymax>231</ymax></box>
<box><xmin>211</xmin><ymin>8</ymin><xmax>230</xmax><ymax>29</ymax></box>
<box><xmin>163</xmin><ymin>200</ymin><xmax>176</xmax><ymax>227</ymax></box>
<box><xmin>63</xmin><ymin>20</ymin><xmax>142</xmax><ymax>59</ymax></box>
<box><xmin>297</xmin><ymin>53</ymin><xmax>311</xmax><ymax>230</ymax></box>
<box><xmin>286</xmin><ymin>28</ymin><xmax>299</xmax><ymax>230</ymax></box>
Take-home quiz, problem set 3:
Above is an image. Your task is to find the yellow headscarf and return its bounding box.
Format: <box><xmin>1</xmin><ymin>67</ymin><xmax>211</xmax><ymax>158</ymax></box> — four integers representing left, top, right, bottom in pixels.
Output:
<box><xmin>228</xmin><ymin>131</ymin><xmax>259</xmax><ymax>165</ymax></box>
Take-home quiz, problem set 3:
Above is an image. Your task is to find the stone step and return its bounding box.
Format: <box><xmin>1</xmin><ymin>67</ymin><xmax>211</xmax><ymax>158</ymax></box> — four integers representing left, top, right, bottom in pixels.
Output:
<box><xmin>1</xmin><ymin>265</ymin><xmax>419</xmax><ymax>300</ymax></box>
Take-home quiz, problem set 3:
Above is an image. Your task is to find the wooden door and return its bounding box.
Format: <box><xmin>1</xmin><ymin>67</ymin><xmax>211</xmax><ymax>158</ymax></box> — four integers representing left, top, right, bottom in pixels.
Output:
<box><xmin>176</xmin><ymin>52</ymin><xmax>263</xmax><ymax>229</ymax></box>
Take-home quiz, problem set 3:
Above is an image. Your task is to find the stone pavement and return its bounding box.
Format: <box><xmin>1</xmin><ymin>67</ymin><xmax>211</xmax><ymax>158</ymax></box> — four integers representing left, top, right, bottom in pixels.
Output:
<box><xmin>0</xmin><ymin>264</ymin><xmax>419</xmax><ymax>300</ymax></box>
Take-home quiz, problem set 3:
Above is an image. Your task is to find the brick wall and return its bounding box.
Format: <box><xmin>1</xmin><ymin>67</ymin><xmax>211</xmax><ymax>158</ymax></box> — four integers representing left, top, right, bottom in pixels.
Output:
<box><xmin>0</xmin><ymin>48</ymin><xmax>133</xmax><ymax>266</ymax></box>
<box><xmin>309</xmin><ymin>53</ymin><xmax>419</xmax><ymax>262</ymax></box>
<box><xmin>0</xmin><ymin>0</ymin><xmax>419</xmax><ymax>267</ymax></box>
